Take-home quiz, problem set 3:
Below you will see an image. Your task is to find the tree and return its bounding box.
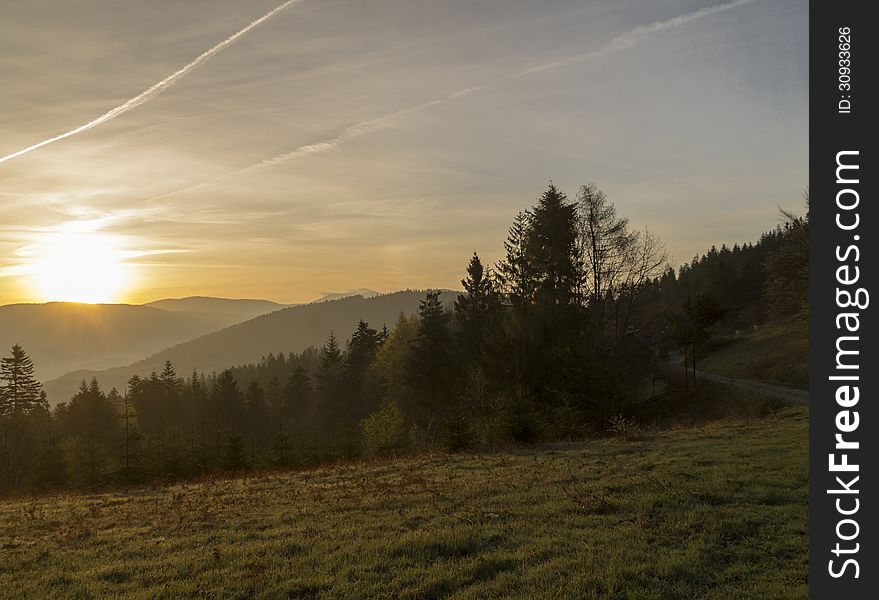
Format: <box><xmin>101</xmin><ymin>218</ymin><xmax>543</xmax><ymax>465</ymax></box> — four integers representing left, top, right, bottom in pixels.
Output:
<box><xmin>315</xmin><ymin>332</ymin><xmax>344</xmax><ymax>435</ymax></box>
<box><xmin>284</xmin><ymin>367</ymin><xmax>313</xmax><ymax>426</ymax></box>
<box><xmin>498</xmin><ymin>211</ymin><xmax>536</xmax><ymax>306</ymax></box>
<box><xmin>576</xmin><ymin>183</ymin><xmax>632</xmax><ymax>315</ymax></box>
<box><xmin>214</xmin><ymin>369</ymin><xmax>244</xmax><ymax>434</ymax></box>
<box><xmin>575</xmin><ymin>183</ymin><xmax>668</xmax><ymax>337</ymax></box>
<box><xmin>669</xmin><ymin>293</ymin><xmax>724</xmax><ymax>387</ymax></box>
<box><xmin>59</xmin><ymin>378</ymin><xmax>120</xmax><ymax>485</ymax></box>
<box><xmin>455</xmin><ymin>252</ymin><xmax>502</xmax><ymax>359</ymax></box>
<box><xmin>528</xmin><ymin>183</ymin><xmax>580</xmax><ymax>309</ymax></box>
<box><xmin>343</xmin><ymin>320</ymin><xmax>381</xmax><ymax>422</ymax></box>
<box><xmin>244</xmin><ymin>380</ymin><xmax>269</xmax><ymax>459</ymax></box>
<box><xmin>765</xmin><ymin>207</ymin><xmax>809</xmax><ymax>317</ymax></box>
<box><xmin>0</xmin><ymin>344</ymin><xmax>45</xmax><ymax>416</ymax></box>
<box><xmin>223</xmin><ymin>435</ymin><xmax>248</xmax><ymax>471</ymax></box>
<box><xmin>408</xmin><ymin>291</ymin><xmax>455</xmax><ymax>417</ymax></box>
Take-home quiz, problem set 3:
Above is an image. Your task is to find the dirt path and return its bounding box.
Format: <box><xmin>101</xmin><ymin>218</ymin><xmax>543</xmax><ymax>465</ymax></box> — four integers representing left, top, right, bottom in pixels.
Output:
<box><xmin>693</xmin><ymin>369</ymin><xmax>809</xmax><ymax>406</ymax></box>
<box><xmin>654</xmin><ymin>356</ymin><xmax>809</xmax><ymax>406</ymax></box>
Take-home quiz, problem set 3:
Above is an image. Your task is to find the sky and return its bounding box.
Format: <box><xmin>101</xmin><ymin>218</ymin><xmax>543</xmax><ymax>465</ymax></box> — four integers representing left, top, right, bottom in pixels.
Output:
<box><xmin>0</xmin><ymin>0</ymin><xmax>808</xmax><ymax>305</ymax></box>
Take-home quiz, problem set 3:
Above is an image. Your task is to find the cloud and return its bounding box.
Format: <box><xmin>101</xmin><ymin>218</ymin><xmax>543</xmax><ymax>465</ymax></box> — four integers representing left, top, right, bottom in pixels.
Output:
<box><xmin>143</xmin><ymin>86</ymin><xmax>483</xmax><ymax>201</ymax></box>
<box><xmin>0</xmin><ymin>0</ymin><xmax>305</xmax><ymax>166</ymax></box>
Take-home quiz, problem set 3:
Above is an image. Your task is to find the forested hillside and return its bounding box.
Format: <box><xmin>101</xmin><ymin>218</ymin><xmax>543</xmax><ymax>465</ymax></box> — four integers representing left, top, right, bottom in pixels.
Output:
<box><xmin>42</xmin><ymin>291</ymin><xmax>443</xmax><ymax>405</ymax></box>
<box><xmin>0</xmin><ymin>183</ymin><xmax>808</xmax><ymax>492</ymax></box>
<box><xmin>0</xmin><ymin>302</ymin><xmax>249</xmax><ymax>382</ymax></box>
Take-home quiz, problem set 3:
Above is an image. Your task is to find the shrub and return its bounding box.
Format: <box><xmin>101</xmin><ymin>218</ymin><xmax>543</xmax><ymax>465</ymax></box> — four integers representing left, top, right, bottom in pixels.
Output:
<box><xmin>361</xmin><ymin>400</ymin><xmax>408</xmax><ymax>456</ymax></box>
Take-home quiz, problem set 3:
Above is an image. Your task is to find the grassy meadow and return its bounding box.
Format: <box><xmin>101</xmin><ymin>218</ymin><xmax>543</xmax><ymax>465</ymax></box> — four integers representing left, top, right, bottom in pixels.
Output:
<box><xmin>0</xmin><ymin>397</ymin><xmax>807</xmax><ymax>599</ymax></box>
<box><xmin>697</xmin><ymin>317</ymin><xmax>808</xmax><ymax>389</ymax></box>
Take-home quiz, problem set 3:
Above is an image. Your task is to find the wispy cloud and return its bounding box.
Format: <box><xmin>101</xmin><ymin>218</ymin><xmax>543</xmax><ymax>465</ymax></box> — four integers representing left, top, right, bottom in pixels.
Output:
<box><xmin>145</xmin><ymin>86</ymin><xmax>483</xmax><ymax>201</ymax></box>
<box><xmin>513</xmin><ymin>0</ymin><xmax>759</xmax><ymax>77</ymax></box>
<box><xmin>0</xmin><ymin>0</ymin><xmax>305</xmax><ymax>166</ymax></box>
<box><xmin>243</xmin><ymin>87</ymin><xmax>482</xmax><ymax>173</ymax></box>
<box><xmin>227</xmin><ymin>0</ymin><xmax>761</xmax><ymax>177</ymax></box>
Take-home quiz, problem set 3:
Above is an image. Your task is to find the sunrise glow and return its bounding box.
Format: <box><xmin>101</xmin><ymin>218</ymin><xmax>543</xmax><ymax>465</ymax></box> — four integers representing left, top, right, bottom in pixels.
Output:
<box><xmin>27</xmin><ymin>228</ymin><xmax>131</xmax><ymax>304</ymax></box>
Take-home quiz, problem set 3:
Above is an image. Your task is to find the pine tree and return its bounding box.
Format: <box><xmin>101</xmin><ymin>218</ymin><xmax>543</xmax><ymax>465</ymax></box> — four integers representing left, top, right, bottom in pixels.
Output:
<box><xmin>408</xmin><ymin>291</ymin><xmax>455</xmax><ymax>413</ymax></box>
<box><xmin>455</xmin><ymin>252</ymin><xmax>502</xmax><ymax>360</ymax></box>
<box><xmin>244</xmin><ymin>380</ymin><xmax>269</xmax><ymax>443</ymax></box>
<box><xmin>498</xmin><ymin>211</ymin><xmax>535</xmax><ymax>306</ymax></box>
<box><xmin>529</xmin><ymin>182</ymin><xmax>579</xmax><ymax>308</ymax></box>
<box><xmin>284</xmin><ymin>366</ymin><xmax>313</xmax><ymax>421</ymax></box>
<box><xmin>214</xmin><ymin>369</ymin><xmax>244</xmax><ymax>434</ymax></box>
<box><xmin>315</xmin><ymin>332</ymin><xmax>344</xmax><ymax>432</ymax></box>
<box><xmin>0</xmin><ymin>344</ymin><xmax>44</xmax><ymax>416</ymax></box>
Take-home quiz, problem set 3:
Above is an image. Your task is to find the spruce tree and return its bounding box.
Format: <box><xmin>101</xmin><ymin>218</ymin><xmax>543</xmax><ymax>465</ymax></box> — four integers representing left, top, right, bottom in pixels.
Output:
<box><xmin>498</xmin><ymin>211</ymin><xmax>535</xmax><ymax>306</ymax></box>
<box><xmin>455</xmin><ymin>252</ymin><xmax>501</xmax><ymax>360</ymax></box>
<box><xmin>315</xmin><ymin>332</ymin><xmax>344</xmax><ymax>434</ymax></box>
<box><xmin>0</xmin><ymin>344</ymin><xmax>44</xmax><ymax>416</ymax></box>
<box><xmin>529</xmin><ymin>183</ymin><xmax>579</xmax><ymax>309</ymax></box>
<box><xmin>408</xmin><ymin>291</ymin><xmax>455</xmax><ymax>413</ymax></box>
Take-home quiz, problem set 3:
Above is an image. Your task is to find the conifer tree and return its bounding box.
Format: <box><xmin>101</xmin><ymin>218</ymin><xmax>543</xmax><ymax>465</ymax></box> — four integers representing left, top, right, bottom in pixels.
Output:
<box><xmin>498</xmin><ymin>211</ymin><xmax>535</xmax><ymax>306</ymax></box>
<box><xmin>455</xmin><ymin>252</ymin><xmax>502</xmax><ymax>360</ymax></box>
<box><xmin>408</xmin><ymin>291</ymin><xmax>455</xmax><ymax>413</ymax></box>
<box><xmin>529</xmin><ymin>183</ymin><xmax>579</xmax><ymax>309</ymax></box>
<box><xmin>214</xmin><ymin>369</ymin><xmax>244</xmax><ymax>434</ymax></box>
<box><xmin>0</xmin><ymin>344</ymin><xmax>44</xmax><ymax>416</ymax></box>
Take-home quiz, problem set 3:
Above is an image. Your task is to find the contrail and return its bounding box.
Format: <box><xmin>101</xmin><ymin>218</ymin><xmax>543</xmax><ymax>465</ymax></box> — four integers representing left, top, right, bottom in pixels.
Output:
<box><xmin>144</xmin><ymin>0</ymin><xmax>758</xmax><ymax>200</ymax></box>
<box><xmin>0</xmin><ymin>0</ymin><xmax>304</xmax><ymax>166</ymax></box>
<box><xmin>144</xmin><ymin>86</ymin><xmax>482</xmax><ymax>201</ymax></box>
<box><xmin>244</xmin><ymin>87</ymin><xmax>481</xmax><ymax>173</ymax></box>
<box><xmin>242</xmin><ymin>0</ymin><xmax>760</xmax><ymax>173</ymax></box>
<box><xmin>513</xmin><ymin>0</ymin><xmax>759</xmax><ymax>77</ymax></box>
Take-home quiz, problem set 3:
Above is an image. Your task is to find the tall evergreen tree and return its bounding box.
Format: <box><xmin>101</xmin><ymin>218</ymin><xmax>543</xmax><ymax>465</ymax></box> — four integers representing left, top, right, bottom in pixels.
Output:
<box><xmin>214</xmin><ymin>369</ymin><xmax>244</xmax><ymax>434</ymax></box>
<box><xmin>528</xmin><ymin>183</ymin><xmax>579</xmax><ymax>309</ymax></box>
<box><xmin>408</xmin><ymin>291</ymin><xmax>455</xmax><ymax>414</ymax></box>
<box><xmin>455</xmin><ymin>252</ymin><xmax>502</xmax><ymax>363</ymax></box>
<box><xmin>315</xmin><ymin>332</ymin><xmax>344</xmax><ymax>432</ymax></box>
<box><xmin>0</xmin><ymin>344</ymin><xmax>45</xmax><ymax>416</ymax></box>
<box><xmin>498</xmin><ymin>211</ymin><xmax>536</xmax><ymax>306</ymax></box>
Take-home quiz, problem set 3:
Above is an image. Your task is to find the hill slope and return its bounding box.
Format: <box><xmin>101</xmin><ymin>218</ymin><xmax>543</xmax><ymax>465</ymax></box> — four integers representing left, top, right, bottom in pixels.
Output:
<box><xmin>1</xmin><ymin>298</ymin><xmax>286</xmax><ymax>383</ymax></box>
<box><xmin>144</xmin><ymin>297</ymin><xmax>289</xmax><ymax>319</ymax></box>
<box><xmin>0</xmin><ymin>303</ymin><xmax>234</xmax><ymax>383</ymax></box>
<box><xmin>697</xmin><ymin>316</ymin><xmax>808</xmax><ymax>389</ymax></box>
<box><xmin>43</xmin><ymin>291</ymin><xmax>453</xmax><ymax>403</ymax></box>
<box><xmin>0</xmin><ymin>408</ymin><xmax>807</xmax><ymax>598</ymax></box>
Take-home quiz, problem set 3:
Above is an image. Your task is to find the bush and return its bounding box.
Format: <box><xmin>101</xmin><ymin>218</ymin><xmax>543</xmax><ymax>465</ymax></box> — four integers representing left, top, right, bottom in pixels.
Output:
<box><xmin>361</xmin><ymin>401</ymin><xmax>408</xmax><ymax>456</ymax></box>
<box><xmin>607</xmin><ymin>414</ymin><xmax>640</xmax><ymax>439</ymax></box>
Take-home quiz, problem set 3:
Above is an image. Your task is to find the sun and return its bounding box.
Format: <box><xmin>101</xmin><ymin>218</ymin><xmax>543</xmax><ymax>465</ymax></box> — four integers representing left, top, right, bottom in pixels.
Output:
<box><xmin>28</xmin><ymin>229</ymin><xmax>132</xmax><ymax>304</ymax></box>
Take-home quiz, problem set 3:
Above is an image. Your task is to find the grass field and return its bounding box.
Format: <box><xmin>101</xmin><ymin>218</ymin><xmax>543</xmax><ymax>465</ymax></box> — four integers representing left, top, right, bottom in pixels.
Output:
<box><xmin>0</xmin><ymin>400</ymin><xmax>807</xmax><ymax>599</ymax></box>
<box><xmin>698</xmin><ymin>316</ymin><xmax>808</xmax><ymax>389</ymax></box>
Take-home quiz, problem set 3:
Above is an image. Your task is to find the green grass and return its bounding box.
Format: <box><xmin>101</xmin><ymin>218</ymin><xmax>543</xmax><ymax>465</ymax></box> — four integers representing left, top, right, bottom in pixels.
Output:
<box><xmin>0</xmin><ymin>405</ymin><xmax>807</xmax><ymax>599</ymax></box>
<box><xmin>698</xmin><ymin>316</ymin><xmax>808</xmax><ymax>388</ymax></box>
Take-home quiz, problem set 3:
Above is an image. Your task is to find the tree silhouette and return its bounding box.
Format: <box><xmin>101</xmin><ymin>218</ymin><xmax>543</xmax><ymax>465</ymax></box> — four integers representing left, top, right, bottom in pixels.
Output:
<box><xmin>0</xmin><ymin>344</ymin><xmax>45</xmax><ymax>416</ymax></box>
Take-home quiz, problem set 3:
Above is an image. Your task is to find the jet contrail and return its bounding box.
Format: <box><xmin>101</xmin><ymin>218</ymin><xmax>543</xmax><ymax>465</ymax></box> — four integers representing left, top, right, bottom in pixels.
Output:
<box><xmin>244</xmin><ymin>86</ymin><xmax>482</xmax><ymax>173</ymax></box>
<box><xmin>143</xmin><ymin>86</ymin><xmax>482</xmax><ymax>202</ymax></box>
<box><xmin>144</xmin><ymin>0</ymin><xmax>758</xmax><ymax>200</ymax></box>
<box><xmin>0</xmin><ymin>0</ymin><xmax>304</xmax><ymax>166</ymax></box>
<box><xmin>514</xmin><ymin>0</ymin><xmax>759</xmax><ymax>77</ymax></box>
<box><xmin>242</xmin><ymin>0</ymin><xmax>761</xmax><ymax>173</ymax></box>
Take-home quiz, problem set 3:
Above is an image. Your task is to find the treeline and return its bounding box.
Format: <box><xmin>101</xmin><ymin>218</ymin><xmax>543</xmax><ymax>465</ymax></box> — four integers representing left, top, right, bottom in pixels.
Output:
<box><xmin>0</xmin><ymin>183</ymin><xmax>807</xmax><ymax>492</ymax></box>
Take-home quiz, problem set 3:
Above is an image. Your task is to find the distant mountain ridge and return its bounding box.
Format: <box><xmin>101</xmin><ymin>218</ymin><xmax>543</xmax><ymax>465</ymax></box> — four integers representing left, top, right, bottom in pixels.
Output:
<box><xmin>310</xmin><ymin>289</ymin><xmax>381</xmax><ymax>303</ymax></box>
<box><xmin>145</xmin><ymin>297</ymin><xmax>291</xmax><ymax>318</ymax></box>
<box><xmin>0</xmin><ymin>298</ymin><xmax>286</xmax><ymax>383</ymax></box>
<box><xmin>42</xmin><ymin>290</ymin><xmax>458</xmax><ymax>405</ymax></box>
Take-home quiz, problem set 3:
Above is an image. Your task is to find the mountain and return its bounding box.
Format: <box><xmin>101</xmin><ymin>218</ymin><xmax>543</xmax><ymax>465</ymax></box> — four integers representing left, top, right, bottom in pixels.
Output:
<box><xmin>43</xmin><ymin>290</ymin><xmax>457</xmax><ymax>405</ymax></box>
<box><xmin>145</xmin><ymin>296</ymin><xmax>290</xmax><ymax>320</ymax></box>
<box><xmin>0</xmin><ymin>299</ymin><xmax>285</xmax><ymax>383</ymax></box>
<box><xmin>310</xmin><ymin>289</ymin><xmax>382</xmax><ymax>303</ymax></box>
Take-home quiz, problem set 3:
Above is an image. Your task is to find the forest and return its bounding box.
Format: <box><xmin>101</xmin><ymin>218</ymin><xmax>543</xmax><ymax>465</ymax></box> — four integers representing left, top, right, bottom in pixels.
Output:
<box><xmin>0</xmin><ymin>183</ymin><xmax>808</xmax><ymax>492</ymax></box>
